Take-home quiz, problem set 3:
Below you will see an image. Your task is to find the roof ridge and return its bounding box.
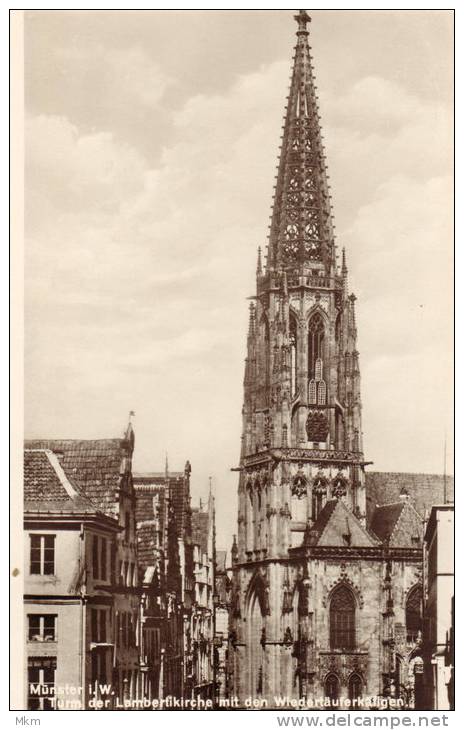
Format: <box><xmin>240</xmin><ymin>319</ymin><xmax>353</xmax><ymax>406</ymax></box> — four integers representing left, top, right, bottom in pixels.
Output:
<box><xmin>374</xmin><ymin>500</ymin><xmax>406</xmax><ymax>508</ymax></box>
<box><xmin>44</xmin><ymin>449</ymin><xmax>79</xmax><ymax>499</ymax></box>
<box><xmin>367</xmin><ymin>470</ymin><xmax>454</xmax><ymax>478</ymax></box>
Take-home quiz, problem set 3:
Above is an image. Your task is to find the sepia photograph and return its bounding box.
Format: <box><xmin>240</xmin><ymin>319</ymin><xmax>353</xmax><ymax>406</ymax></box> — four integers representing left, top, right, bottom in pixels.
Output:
<box><xmin>11</xmin><ymin>7</ymin><xmax>454</xmax><ymax>715</ymax></box>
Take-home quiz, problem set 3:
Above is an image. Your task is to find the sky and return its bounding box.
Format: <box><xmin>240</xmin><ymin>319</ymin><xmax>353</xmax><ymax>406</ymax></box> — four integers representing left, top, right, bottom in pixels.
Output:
<box><xmin>24</xmin><ymin>10</ymin><xmax>454</xmax><ymax>550</ymax></box>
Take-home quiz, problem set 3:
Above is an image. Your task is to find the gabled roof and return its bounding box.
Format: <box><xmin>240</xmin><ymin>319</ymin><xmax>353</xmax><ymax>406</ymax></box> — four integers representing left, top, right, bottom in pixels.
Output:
<box><xmin>134</xmin><ymin>470</ymin><xmax>191</xmax><ymax>541</ymax></box>
<box><xmin>191</xmin><ymin>509</ymin><xmax>210</xmax><ymax>555</ymax></box>
<box><xmin>24</xmin><ymin>437</ymin><xmax>132</xmax><ymax>517</ymax></box>
<box><xmin>24</xmin><ymin>449</ymin><xmax>105</xmax><ymax>516</ymax></box>
<box><xmin>370</xmin><ymin>499</ymin><xmax>423</xmax><ymax>548</ymax></box>
<box><xmin>366</xmin><ymin>471</ymin><xmax>454</xmax><ymax>521</ymax></box>
<box><xmin>133</xmin><ymin>472</ymin><xmax>183</xmax><ymax>482</ymax></box>
<box><xmin>370</xmin><ymin>503</ymin><xmax>404</xmax><ymax>543</ymax></box>
<box><xmin>305</xmin><ymin>498</ymin><xmax>380</xmax><ymax>548</ymax></box>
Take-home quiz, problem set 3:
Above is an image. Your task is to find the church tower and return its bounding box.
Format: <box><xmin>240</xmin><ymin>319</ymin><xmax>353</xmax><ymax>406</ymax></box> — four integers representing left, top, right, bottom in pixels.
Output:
<box><xmin>229</xmin><ymin>11</ymin><xmax>424</xmax><ymax>709</ymax></box>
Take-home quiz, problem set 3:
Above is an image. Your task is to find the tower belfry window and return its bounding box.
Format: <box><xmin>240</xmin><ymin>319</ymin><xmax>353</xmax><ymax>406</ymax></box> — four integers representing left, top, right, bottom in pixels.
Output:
<box><xmin>317</xmin><ymin>380</ymin><xmax>326</xmax><ymax>405</ymax></box>
<box><xmin>308</xmin><ymin>314</ymin><xmax>325</xmax><ymax>379</ymax></box>
<box><xmin>309</xmin><ymin>379</ymin><xmax>317</xmax><ymax>404</ymax></box>
<box><xmin>290</xmin><ymin>317</ymin><xmax>297</xmax><ymax>397</ymax></box>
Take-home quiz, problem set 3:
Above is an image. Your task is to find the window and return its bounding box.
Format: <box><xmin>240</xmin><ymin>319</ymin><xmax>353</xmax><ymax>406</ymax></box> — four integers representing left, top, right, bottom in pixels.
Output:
<box><xmin>330</xmin><ymin>586</ymin><xmax>355</xmax><ymax>650</ymax></box>
<box><xmin>312</xmin><ymin>490</ymin><xmax>324</xmax><ymax>520</ymax></box>
<box><xmin>110</xmin><ymin>544</ymin><xmax>116</xmax><ymax>583</ymax></box>
<box><xmin>263</xmin><ymin>319</ymin><xmax>270</xmax><ymax>392</ymax></box>
<box><xmin>348</xmin><ymin>673</ymin><xmax>363</xmax><ymax>704</ymax></box>
<box><xmin>308</xmin><ymin>313</ymin><xmax>325</xmax><ymax>378</ymax></box>
<box><xmin>317</xmin><ymin>380</ymin><xmax>327</xmax><ymax>405</ymax></box>
<box><xmin>406</xmin><ymin>585</ymin><xmax>422</xmax><ymax>643</ymax></box>
<box><xmin>28</xmin><ymin>657</ymin><xmax>56</xmax><ymax>710</ymax></box>
<box><xmin>93</xmin><ymin>535</ymin><xmax>108</xmax><ymax>581</ymax></box>
<box><xmin>309</xmin><ymin>379</ymin><xmax>317</xmax><ymax>404</ymax></box>
<box><xmin>91</xmin><ymin>608</ymin><xmax>107</xmax><ymax>643</ymax></box>
<box><xmin>28</xmin><ymin>615</ymin><xmax>57</xmax><ymax>642</ymax></box>
<box><xmin>290</xmin><ymin>317</ymin><xmax>297</xmax><ymax>397</ymax></box>
<box><xmin>30</xmin><ymin>534</ymin><xmax>55</xmax><ymax>575</ymax></box>
<box><xmin>125</xmin><ymin>511</ymin><xmax>131</xmax><ymax>543</ymax></box>
<box><xmin>92</xmin><ymin>535</ymin><xmax>99</xmax><ymax>579</ymax></box>
<box><xmin>100</xmin><ymin>538</ymin><xmax>107</xmax><ymax>581</ymax></box>
<box><xmin>324</xmin><ymin>673</ymin><xmax>339</xmax><ymax>704</ymax></box>
<box><xmin>91</xmin><ymin>649</ymin><xmax>107</xmax><ymax>685</ymax></box>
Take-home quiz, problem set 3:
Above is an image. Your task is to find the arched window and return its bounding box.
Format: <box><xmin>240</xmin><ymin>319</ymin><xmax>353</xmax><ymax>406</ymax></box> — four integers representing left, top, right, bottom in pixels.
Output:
<box><xmin>290</xmin><ymin>317</ymin><xmax>298</xmax><ymax>397</ymax></box>
<box><xmin>330</xmin><ymin>585</ymin><xmax>355</xmax><ymax>650</ymax></box>
<box><xmin>348</xmin><ymin>674</ymin><xmax>363</xmax><ymax>704</ymax></box>
<box><xmin>406</xmin><ymin>585</ymin><xmax>422</xmax><ymax>643</ymax></box>
<box><xmin>308</xmin><ymin>313</ymin><xmax>325</xmax><ymax>379</ymax></box>
<box><xmin>324</xmin><ymin>673</ymin><xmax>339</xmax><ymax>704</ymax></box>
<box><xmin>317</xmin><ymin>381</ymin><xmax>327</xmax><ymax>405</ymax></box>
<box><xmin>263</xmin><ymin>319</ymin><xmax>270</xmax><ymax>393</ymax></box>
<box><xmin>312</xmin><ymin>490</ymin><xmax>324</xmax><ymax>521</ymax></box>
<box><xmin>309</xmin><ymin>379</ymin><xmax>317</xmax><ymax>404</ymax></box>
<box><xmin>246</xmin><ymin>486</ymin><xmax>253</xmax><ymax>552</ymax></box>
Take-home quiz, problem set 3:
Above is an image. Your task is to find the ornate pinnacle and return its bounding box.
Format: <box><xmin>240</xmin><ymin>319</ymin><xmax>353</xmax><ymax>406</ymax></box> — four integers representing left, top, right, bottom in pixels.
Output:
<box><xmin>256</xmin><ymin>246</ymin><xmax>263</xmax><ymax>277</ymax></box>
<box><xmin>248</xmin><ymin>302</ymin><xmax>256</xmax><ymax>338</ymax></box>
<box><xmin>342</xmin><ymin>247</ymin><xmax>347</xmax><ymax>276</ymax></box>
<box><xmin>294</xmin><ymin>9</ymin><xmax>311</xmax><ymax>34</ymax></box>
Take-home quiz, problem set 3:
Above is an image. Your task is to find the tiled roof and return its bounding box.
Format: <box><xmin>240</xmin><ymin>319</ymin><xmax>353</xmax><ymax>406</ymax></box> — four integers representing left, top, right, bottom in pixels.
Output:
<box><xmin>133</xmin><ymin>472</ymin><xmax>183</xmax><ymax>482</ymax></box>
<box><xmin>370</xmin><ymin>499</ymin><xmax>423</xmax><ymax>548</ymax></box>
<box><xmin>192</xmin><ymin>509</ymin><xmax>209</xmax><ymax>554</ymax></box>
<box><xmin>370</xmin><ymin>503</ymin><xmax>405</xmax><ymax>543</ymax></box>
<box><xmin>308</xmin><ymin>499</ymin><xmax>338</xmax><ymax>541</ymax></box>
<box><xmin>24</xmin><ymin>438</ymin><xmax>131</xmax><ymax>516</ymax></box>
<box><xmin>366</xmin><ymin>471</ymin><xmax>454</xmax><ymax>521</ymax></box>
<box><xmin>134</xmin><ymin>483</ymin><xmax>166</xmax><ymax>525</ymax></box>
<box><xmin>169</xmin><ymin>478</ymin><xmax>190</xmax><ymax>541</ymax></box>
<box><xmin>134</xmin><ymin>472</ymin><xmax>191</xmax><ymax>541</ymax></box>
<box><xmin>24</xmin><ymin>449</ymin><xmax>101</xmax><ymax>516</ymax></box>
<box><xmin>305</xmin><ymin>498</ymin><xmax>380</xmax><ymax>548</ymax></box>
<box><xmin>136</xmin><ymin>520</ymin><xmax>157</xmax><ymax>570</ymax></box>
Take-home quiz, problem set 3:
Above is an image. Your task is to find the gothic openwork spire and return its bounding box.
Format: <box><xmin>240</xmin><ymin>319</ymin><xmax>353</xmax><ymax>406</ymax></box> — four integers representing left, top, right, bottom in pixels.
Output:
<box><xmin>266</xmin><ymin>9</ymin><xmax>335</xmax><ymax>274</ymax></box>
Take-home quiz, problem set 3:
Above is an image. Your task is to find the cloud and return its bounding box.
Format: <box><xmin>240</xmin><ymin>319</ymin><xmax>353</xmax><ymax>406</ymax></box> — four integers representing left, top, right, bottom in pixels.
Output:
<box><xmin>25</xmin><ymin>52</ymin><xmax>453</xmax><ymax>545</ymax></box>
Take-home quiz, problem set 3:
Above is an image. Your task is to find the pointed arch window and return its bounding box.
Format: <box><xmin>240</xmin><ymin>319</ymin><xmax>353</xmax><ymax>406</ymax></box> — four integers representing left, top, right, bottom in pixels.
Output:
<box><xmin>308</xmin><ymin>314</ymin><xmax>325</xmax><ymax>379</ymax></box>
<box><xmin>406</xmin><ymin>585</ymin><xmax>422</xmax><ymax>643</ymax></box>
<box><xmin>246</xmin><ymin>485</ymin><xmax>253</xmax><ymax>553</ymax></box>
<box><xmin>330</xmin><ymin>586</ymin><xmax>355</xmax><ymax>650</ymax></box>
<box><xmin>317</xmin><ymin>381</ymin><xmax>326</xmax><ymax>405</ymax></box>
<box><xmin>262</xmin><ymin>318</ymin><xmax>270</xmax><ymax>394</ymax></box>
<box><xmin>290</xmin><ymin>317</ymin><xmax>298</xmax><ymax>397</ymax></box>
<box><xmin>324</xmin><ymin>673</ymin><xmax>339</xmax><ymax>705</ymax></box>
<box><xmin>348</xmin><ymin>674</ymin><xmax>363</xmax><ymax>704</ymax></box>
<box><xmin>309</xmin><ymin>379</ymin><xmax>317</xmax><ymax>404</ymax></box>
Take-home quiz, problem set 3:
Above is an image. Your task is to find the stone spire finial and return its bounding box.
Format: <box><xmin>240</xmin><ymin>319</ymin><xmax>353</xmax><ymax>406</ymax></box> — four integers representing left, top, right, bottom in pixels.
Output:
<box><xmin>294</xmin><ymin>9</ymin><xmax>311</xmax><ymax>34</ymax></box>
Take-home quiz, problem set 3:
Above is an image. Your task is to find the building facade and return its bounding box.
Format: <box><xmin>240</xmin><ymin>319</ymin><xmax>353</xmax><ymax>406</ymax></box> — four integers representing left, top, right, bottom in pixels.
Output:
<box><xmin>229</xmin><ymin>11</ymin><xmax>453</xmax><ymax>711</ymax></box>
<box><xmin>24</xmin><ymin>426</ymin><xmax>140</xmax><ymax>710</ymax></box>
<box><xmin>191</xmin><ymin>495</ymin><xmax>215</xmax><ymax>702</ymax></box>
<box><xmin>423</xmin><ymin>505</ymin><xmax>454</xmax><ymax>711</ymax></box>
<box><xmin>214</xmin><ymin>549</ymin><xmax>231</xmax><ymax>703</ymax></box>
<box><xmin>134</xmin><ymin>464</ymin><xmax>194</xmax><ymax>701</ymax></box>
